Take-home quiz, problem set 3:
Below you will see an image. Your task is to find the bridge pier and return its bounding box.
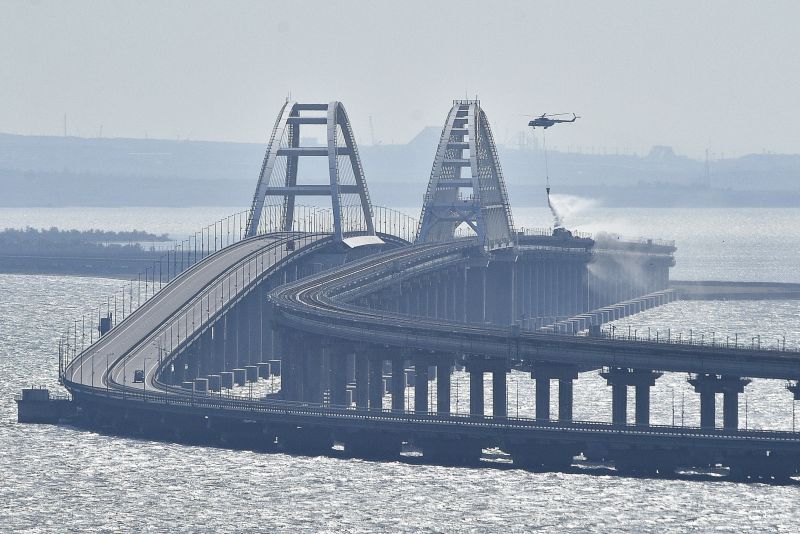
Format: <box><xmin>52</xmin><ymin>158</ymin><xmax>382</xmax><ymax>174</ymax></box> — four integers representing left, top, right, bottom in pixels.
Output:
<box><xmin>369</xmin><ymin>354</ymin><xmax>384</xmax><ymax>410</ymax></box>
<box><xmin>212</xmin><ymin>319</ymin><xmax>225</xmax><ymax>373</ymax></box>
<box><xmin>485</xmin><ymin>261</ymin><xmax>513</xmax><ymax>326</ymax></box>
<box><xmin>465</xmin><ymin>358</ymin><xmax>507</xmax><ymax>417</ymax></box>
<box><xmin>237</xmin><ymin>296</ymin><xmax>252</xmax><ymax>366</ymax></box>
<box><xmin>328</xmin><ymin>345</ymin><xmax>349</xmax><ymax>407</ymax></box>
<box><xmin>530</xmin><ymin>363</ymin><xmax>579</xmax><ymax>421</ymax></box>
<box><xmin>689</xmin><ymin>374</ymin><xmax>751</xmax><ymax>429</ymax></box>
<box><xmin>355</xmin><ymin>351</ymin><xmax>369</xmax><ymax>408</ymax></box>
<box><xmin>391</xmin><ymin>355</ymin><xmax>406</xmax><ymax>410</ymax></box>
<box><xmin>465</xmin><ymin>264</ymin><xmax>486</xmax><ymax>324</ymax></box>
<box><xmin>225</xmin><ymin>306</ymin><xmax>240</xmax><ymax>369</ymax></box>
<box><xmin>197</xmin><ymin>329</ymin><xmax>212</xmax><ymax>377</ymax></box>
<box><xmin>414</xmin><ymin>356</ymin><xmax>429</xmax><ymax>413</ymax></box>
<box><xmin>493</xmin><ymin>367</ymin><xmax>507</xmax><ymax>418</ymax></box>
<box><xmin>601</xmin><ymin>367</ymin><xmax>662</xmax><ymax>426</ymax></box>
<box><xmin>468</xmin><ymin>365</ymin><xmax>484</xmax><ymax>417</ymax></box>
<box><xmin>302</xmin><ymin>342</ymin><xmax>324</xmax><ymax>404</ymax></box>
<box><xmin>436</xmin><ymin>357</ymin><xmax>452</xmax><ymax>414</ymax></box>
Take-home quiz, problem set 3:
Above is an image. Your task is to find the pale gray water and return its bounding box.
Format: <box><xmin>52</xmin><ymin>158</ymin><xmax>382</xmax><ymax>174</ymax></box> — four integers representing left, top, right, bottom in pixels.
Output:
<box><xmin>2</xmin><ymin>207</ymin><xmax>800</xmax><ymax>532</ymax></box>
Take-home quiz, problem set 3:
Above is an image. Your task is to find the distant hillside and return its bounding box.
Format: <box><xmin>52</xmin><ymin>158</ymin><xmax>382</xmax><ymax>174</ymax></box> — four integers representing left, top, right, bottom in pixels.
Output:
<box><xmin>1</xmin><ymin>132</ymin><xmax>798</xmax><ymax>208</ymax></box>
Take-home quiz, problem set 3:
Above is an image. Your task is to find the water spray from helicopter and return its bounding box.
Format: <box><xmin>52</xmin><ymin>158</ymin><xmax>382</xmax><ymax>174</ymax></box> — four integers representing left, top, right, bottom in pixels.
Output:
<box><xmin>527</xmin><ymin>112</ymin><xmax>580</xmax><ymax>230</ymax></box>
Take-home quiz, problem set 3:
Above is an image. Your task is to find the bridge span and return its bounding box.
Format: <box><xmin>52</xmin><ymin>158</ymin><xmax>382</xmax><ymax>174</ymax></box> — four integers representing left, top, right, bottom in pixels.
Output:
<box><xmin>28</xmin><ymin>99</ymin><xmax>800</xmax><ymax>482</ymax></box>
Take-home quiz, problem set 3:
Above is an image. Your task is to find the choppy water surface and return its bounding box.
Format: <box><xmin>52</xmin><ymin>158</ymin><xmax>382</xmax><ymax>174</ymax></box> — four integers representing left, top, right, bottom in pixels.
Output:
<box><xmin>2</xmin><ymin>207</ymin><xmax>800</xmax><ymax>532</ymax></box>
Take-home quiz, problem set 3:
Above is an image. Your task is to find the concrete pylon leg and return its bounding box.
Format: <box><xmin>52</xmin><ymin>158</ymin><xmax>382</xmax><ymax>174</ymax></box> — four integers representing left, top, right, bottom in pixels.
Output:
<box><xmin>303</xmin><ymin>351</ymin><xmax>323</xmax><ymax>404</ymax></box>
<box><xmin>212</xmin><ymin>320</ymin><xmax>225</xmax><ymax>373</ymax></box>
<box><xmin>436</xmin><ymin>362</ymin><xmax>451</xmax><ymax>414</ymax></box>
<box><xmin>355</xmin><ymin>353</ymin><xmax>369</xmax><ymax>408</ymax></box>
<box><xmin>391</xmin><ymin>357</ymin><xmax>405</xmax><ymax>411</ymax></box>
<box><xmin>723</xmin><ymin>391</ymin><xmax>739</xmax><ymax>430</ymax></box>
<box><xmin>635</xmin><ymin>384</ymin><xmax>650</xmax><ymax>426</ymax></box>
<box><xmin>700</xmin><ymin>390</ymin><xmax>715</xmax><ymax>429</ymax></box>
<box><xmin>492</xmin><ymin>369</ymin><xmax>507</xmax><ymax>418</ymax></box>
<box><xmin>469</xmin><ymin>368</ymin><xmax>484</xmax><ymax>417</ymax></box>
<box><xmin>612</xmin><ymin>383</ymin><xmax>627</xmax><ymax>425</ymax></box>
<box><xmin>329</xmin><ymin>352</ymin><xmax>348</xmax><ymax>407</ymax></box>
<box><xmin>414</xmin><ymin>359</ymin><xmax>429</xmax><ymax>413</ymax></box>
<box><xmin>368</xmin><ymin>356</ymin><xmax>383</xmax><ymax>410</ymax></box>
<box><xmin>558</xmin><ymin>378</ymin><xmax>573</xmax><ymax>421</ymax></box>
<box><xmin>535</xmin><ymin>377</ymin><xmax>550</xmax><ymax>420</ymax></box>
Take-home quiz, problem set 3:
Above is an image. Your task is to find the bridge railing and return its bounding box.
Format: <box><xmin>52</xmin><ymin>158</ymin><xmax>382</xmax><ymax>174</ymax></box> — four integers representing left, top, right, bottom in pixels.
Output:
<box><xmin>597</xmin><ymin>325</ymin><xmax>796</xmax><ymax>353</ymax></box>
<box><xmin>260</xmin><ymin>204</ymin><xmax>418</xmax><ymax>243</ymax></box>
<box><xmin>64</xmin><ymin>381</ymin><xmax>800</xmax><ymax>441</ymax></box>
<box><xmin>57</xmin><ymin>205</ymin><xmax>420</xmax><ymax>380</ymax></box>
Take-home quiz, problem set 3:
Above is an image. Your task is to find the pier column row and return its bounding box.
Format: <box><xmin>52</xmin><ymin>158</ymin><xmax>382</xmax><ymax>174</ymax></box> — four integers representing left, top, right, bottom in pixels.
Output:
<box><xmin>600</xmin><ymin>367</ymin><xmax>662</xmax><ymax>426</ymax></box>
<box><xmin>689</xmin><ymin>374</ymin><xmax>751</xmax><ymax>429</ymax></box>
<box><xmin>530</xmin><ymin>363</ymin><xmax>579</xmax><ymax>421</ymax></box>
<box><xmin>464</xmin><ymin>358</ymin><xmax>508</xmax><ymax>418</ymax></box>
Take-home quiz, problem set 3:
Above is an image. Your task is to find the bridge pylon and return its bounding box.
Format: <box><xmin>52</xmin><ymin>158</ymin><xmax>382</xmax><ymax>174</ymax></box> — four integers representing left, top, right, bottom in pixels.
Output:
<box><xmin>416</xmin><ymin>100</ymin><xmax>515</xmax><ymax>250</ymax></box>
<box><xmin>245</xmin><ymin>101</ymin><xmax>378</xmax><ymax>244</ymax></box>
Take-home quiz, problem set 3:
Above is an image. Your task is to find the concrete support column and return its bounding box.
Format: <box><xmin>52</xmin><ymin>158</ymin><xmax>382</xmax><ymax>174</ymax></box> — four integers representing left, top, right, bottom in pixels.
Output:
<box><xmin>391</xmin><ymin>356</ymin><xmax>405</xmax><ymax>410</ymax></box>
<box><xmin>492</xmin><ymin>368</ymin><xmax>507</xmax><ymax>418</ymax></box>
<box><xmin>414</xmin><ymin>358</ymin><xmax>429</xmax><ymax>413</ymax></box>
<box><xmin>635</xmin><ymin>384</ymin><xmax>651</xmax><ymax>427</ymax></box>
<box><xmin>611</xmin><ymin>383</ymin><xmax>627</xmax><ymax>425</ymax></box>
<box><xmin>699</xmin><ymin>389</ymin><xmax>715</xmax><ymax>429</ymax></box>
<box><xmin>469</xmin><ymin>367</ymin><xmax>484</xmax><ymax>417</ymax></box>
<box><xmin>454</xmin><ymin>267</ymin><xmax>466</xmax><ymax>322</ymax></box>
<box><xmin>355</xmin><ymin>353</ymin><xmax>369</xmax><ymax>408</ymax></box>
<box><xmin>689</xmin><ymin>374</ymin><xmax>750</xmax><ymax>430</ymax></box>
<box><xmin>328</xmin><ymin>347</ymin><xmax>348</xmax><ymax>407</ymax></box>
<box><xmin>237</xmin><ymin>298</ymin><xmax>251</xmax><ymax>366</ymax></box>
<box><xmin>602</xmin><ymin>368</ymin><xmax>662</xmax><ymax>426</ymax></box>
<box><xmin>302</xmin><ymin>344</ymin><xmax>323</xmax><ymax>405</ymax></box>
<box><xmin>212</xmin><ymin>319</ymin><xmax>225</xmax><ymax>373</ymax></box>
<box><xmin>197</xmin><ymin>329</ymin><xmax>212</xmax><ymax>377</ymax></box>
<box><xmin>465</xmin><ymin>266</ymin><xmax>486</xmax><ymax>324</ymax></box>
<box><xmin>436</xmin><ymin>360</ymin><xmax>451</xmax><ymax>414</ymax></box>
<box><xmin>723</xmin><ymin>390</ymin><xmax>739</xmax><ymax>430</ymax></box>
<box><xmin>368</xmin><ymin>355</ymin><xmax>383</xmax><ymax>410</ymax></box>
<box><xmin>286</xmin><ymin>331</ymin><xmax>306</xmax><ymax>402</ymax></box>
<box><xmin>558</xmin><ymin>378</ymin><xmax>574</xmax><ymax>421</ymax></box>
<box><xmin>535</xmin><ymin>377</ymin><xmax>550</xmax><ymax>420</ymax></box>
<box><xmin>224</xmin><ymin>309</ymin><xmax>238</xmax><ymax>369</ymax></box>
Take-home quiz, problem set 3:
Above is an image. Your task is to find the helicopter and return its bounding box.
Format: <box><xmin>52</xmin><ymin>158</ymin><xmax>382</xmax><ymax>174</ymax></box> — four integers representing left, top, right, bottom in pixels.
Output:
<box><xmin>528</xmin><ymin>113</ymin><xmax>579</xmax><ymax>129</ymax></box>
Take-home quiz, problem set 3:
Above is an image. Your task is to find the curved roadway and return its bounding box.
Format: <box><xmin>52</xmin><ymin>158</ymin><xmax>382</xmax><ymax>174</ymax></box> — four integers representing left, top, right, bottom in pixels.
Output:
<box><xmin>270</xmin><ymin>239</ymin><xmax>800</xmax><ymax>380</ymax></box>
<box><xmin>64</xmin><ymin>232</ymin><xmax>328</xmax><ymax>395</ymax></box>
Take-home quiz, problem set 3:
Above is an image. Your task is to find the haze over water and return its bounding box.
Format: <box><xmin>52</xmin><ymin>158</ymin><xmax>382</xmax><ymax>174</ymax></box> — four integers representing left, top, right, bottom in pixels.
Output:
<box><xmin>1</xmin><ymin>206</ymin><xmax>799</xmax><ymax>532</ymax></box>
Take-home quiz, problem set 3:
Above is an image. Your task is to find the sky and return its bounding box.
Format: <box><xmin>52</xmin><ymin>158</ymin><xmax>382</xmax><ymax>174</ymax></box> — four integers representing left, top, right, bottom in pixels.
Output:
<box><xmin>1</xmin><ymin>0</ymin><xmax>799</xmax><ymax>158</ymax></box>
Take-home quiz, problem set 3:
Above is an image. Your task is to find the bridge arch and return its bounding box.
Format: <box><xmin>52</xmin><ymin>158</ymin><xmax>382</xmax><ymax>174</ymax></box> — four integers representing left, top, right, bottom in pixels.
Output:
<box><xmin>416</xmin><ymin>100</ymin><xmax>515</xmax><ymax>250</ymax></box>
<box><xmin>245</xmin><ymin>101</ymin><xmax>377</xmax><ymax>243</ymax></box>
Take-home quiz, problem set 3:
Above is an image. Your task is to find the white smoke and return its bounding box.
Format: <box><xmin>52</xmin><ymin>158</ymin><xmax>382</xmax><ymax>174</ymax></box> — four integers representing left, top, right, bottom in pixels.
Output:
<box><xmin>547</xmin><ymin>193</ymin><xmax>564</xmax><ymax>229</ymax></box>
<box><xmin>547</xmin><ymin>194</ymin><xmax>598</xmax><ymax>229</ymax></box>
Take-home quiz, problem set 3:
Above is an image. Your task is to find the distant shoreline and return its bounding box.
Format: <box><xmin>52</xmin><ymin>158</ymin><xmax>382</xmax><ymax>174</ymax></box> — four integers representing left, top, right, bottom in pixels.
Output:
<box><xmin>0</xmin><ymin>251</ymin><xmax>169</xmax><ymax>279</ymax></box>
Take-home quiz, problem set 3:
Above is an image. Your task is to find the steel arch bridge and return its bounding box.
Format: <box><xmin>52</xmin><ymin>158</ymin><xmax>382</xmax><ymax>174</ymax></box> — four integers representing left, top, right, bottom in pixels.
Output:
<box><xmin>245</xmin><ymin>101</ymin><xmax>378</xmax><ymax>244</ymax></box>
<box><xmin>416</xmin><ymin>100</ymin><xmax>515</xmax><ymax>250</ymax></box>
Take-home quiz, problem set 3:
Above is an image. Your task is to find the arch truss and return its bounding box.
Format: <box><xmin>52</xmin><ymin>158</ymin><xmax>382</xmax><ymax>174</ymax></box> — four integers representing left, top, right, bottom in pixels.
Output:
<box><xmin>416</xmin><ymin>100</ymin><xmax>515</xmax><ymax>250</ymax></box>
<box><xmin>246</xmin><ymin>101</ymin><xmax>378</xmax><ymax>244</ymax></box>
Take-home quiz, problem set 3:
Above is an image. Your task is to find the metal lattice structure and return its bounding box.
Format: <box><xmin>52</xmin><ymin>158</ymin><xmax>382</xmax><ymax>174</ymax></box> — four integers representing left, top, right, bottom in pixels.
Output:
<box><xmin>246</xmin><ymin>101</ymin><xmax>377</xmax><ymax>243</ymax></box>
<box><xmin>416</xmin><ymin>100</ymin><xmax>515</xmax><ymax>250</ymax></box>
